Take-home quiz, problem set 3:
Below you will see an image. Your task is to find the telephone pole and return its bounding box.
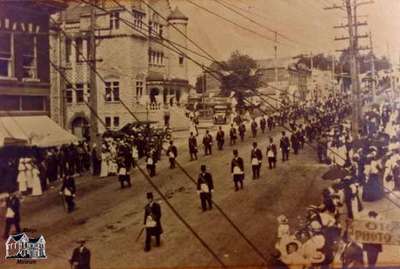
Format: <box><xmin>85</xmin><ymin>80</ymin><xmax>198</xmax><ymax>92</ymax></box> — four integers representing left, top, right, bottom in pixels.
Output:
<box><xmin>89</xmin><ymin>0</ymin><xmax>99</xmax><ymax>144</ymax></box>
<box><xmin>274</xmin><ymin>31</ymin><xmax>278</xmax><ymax>84</ymax></box>
<box><xmin>326</xmin><ymin>0</ymin><xmax>372</xmax><ymax>139</ymax></box>
<box><xmin>368</xmin><ymin>32</ymin><xmax>376</xmax><ymax>102</ymax></box>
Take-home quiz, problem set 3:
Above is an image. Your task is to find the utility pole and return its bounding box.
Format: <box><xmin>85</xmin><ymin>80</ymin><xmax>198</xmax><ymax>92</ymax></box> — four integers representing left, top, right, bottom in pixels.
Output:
<box><xmin>274</xmin><ymin>31</ymin><xmax>278</xmax><ymax>84</ymax></box>
<box><xmin>89</xmin><ymin>0</ymin><xmax>99</xmax><ymax>144</ymax></box>
<box><xmin>326</xmin><ymin>0</ymin><xmax>372</xmax><ymax>139</ymax></box>
<box><xmin>369</xmin><ymin>32</ymin><xmax>376</xmax><ymax>102</ymax></box>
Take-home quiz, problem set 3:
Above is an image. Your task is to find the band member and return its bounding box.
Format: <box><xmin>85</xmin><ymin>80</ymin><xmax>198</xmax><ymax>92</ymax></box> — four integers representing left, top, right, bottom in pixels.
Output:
<box><xmin>60</xmin><ymin>176</ymin><xmax>76</xmax><ymax>213</ymax></box>
<box><xmin>266</xmin><ymin>137</ymin><xmax>277</xmax><ymax>169</ymax></box>
<box><xmin>251</xmin><ymin>142</ymin><xmax>262</xmax><ymax>179</ymax></box>
<box><xmin>229</xmin><ymin>124</ymin><xmax>238</xmax><ymax>145</ymax></box>
<box><xmin>70</xmin><ymin>240</ymin><xmax>91</xmax><ymax>269</ymax></box>
<box><xmin>197</xmin><ymin>165</ymin><xmax>214</xmax><ymax>211</ymax></box>
<box><xmin>3</xmin><ymin>192</ymin><xmax>21</xmax><ymax>240</ymax></box>
<box><xmin>144</xmin><ymin>192</ymin><xmax>162</xmax><ymax>252</ymax></box>
<box><xmin>251</xmin><ymin>119</ymin><xmax>258</xmax><ymax>138</ymax></box>
<box><xmin>166</xmin><ymin>141</ymin><xmax>178</xmax><ymax>169</ymax></box>
<box><xmin>239</xmin><ymin>122</ymin><xmax>246</xmax><ymax>142</ymax></box>
<box><xmin>202</xmin><ymin>130</ymin><xmax>213</xmax><ymax>156</ymax></box>
<box><xmin>280</xmin><ymin>131</ymin><xmax>290</xmax><ymax>162</ymax></box>
<box><xmin>188</xmin><ymin>132</ymin><xmax>198</xmax><ymax>161</ymax></box>
<box><xmin>260</xmin><ymin>116</ymin><xmax>267</xmax><ymax>133</ymax></box>
<box><xmin>231</xmin><ymin>150</ymin><xmax>245</xmax><ymax>191</ymax></box>
<box><xmin>216</xmin><ymin>127</ymin><xmax>225</xmax><ymax>150</ymax></box>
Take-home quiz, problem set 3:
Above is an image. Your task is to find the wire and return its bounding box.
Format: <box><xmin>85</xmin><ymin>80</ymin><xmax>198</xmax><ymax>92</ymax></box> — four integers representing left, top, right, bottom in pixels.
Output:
<box><xmin>185</xmin><ymin>0</ymin><xmax>291</xmax><ymax>47</ymax></box>
<box><xmin>214</xmin><ymin>0</ymin><xmax>300</xmax><ymax>47</ymax></box>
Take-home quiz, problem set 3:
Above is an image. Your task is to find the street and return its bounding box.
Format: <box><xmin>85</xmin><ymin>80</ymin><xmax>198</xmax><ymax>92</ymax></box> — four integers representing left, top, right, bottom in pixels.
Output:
<box><xmin>0</xmin><ymin>125</ymin><xmax>332</xmax><ymax>269</ymax></box>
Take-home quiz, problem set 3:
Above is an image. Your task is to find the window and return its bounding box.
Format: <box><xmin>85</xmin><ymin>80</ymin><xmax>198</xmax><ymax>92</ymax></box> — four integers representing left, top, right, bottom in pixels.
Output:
<box><xmin>65</xmin><ymin>38</ymin><xmax>72</xmax><ymax>63</ymax></box>
<box><xmin>110</xmin><ymin>12</ymin><xmax>120</xmax><ymax>29</ymax></box>
<box><xmin>133</xmin><ymin>11</ymin><xmax>143</xmax><ymax>29</ymax></box>
<box><xmin>76</xmin><ymin>83</ymin><xmax>84</xmax><ymax>103</ymax></box>
<box><xmin>159</xmin><ymin>25</ymin><xmax>163</xmax><ymax>38</ymax></box>
<box><xmin>21</xmin><ymin>35</ymin><xmax>37</xmax><ymax>79</ymax></box>
<box><xmin>75</xmin><ymin>38</ymin><xmax>83</xmax><ymax>62</ymax></box>
<box><xmin>65</xmin><ymin>84</ymin><xmax>73</xmax><ymax>103</ymax></box>
<box><xmin>148</xmin><ymin>50</ymin><xmax>163</xmax><ymax>65</ymax></box>
<box><xmin>105</xmin><ymin>117</ymin><xmax>111</xmax><ymax>128</ymax></box>
<box><xmin>105</xmin><ymin>81</ymin><xmax>120</xmax><ymax>102</ymax></box>
<box><xmin>149</xmin><ymin>20</ymin><xmax>160</xmax><ymax>37</ymax></box>
<box><xmin>136</xmin><ymin>80</ymin><xmax>143</xmax><ymax>96</ymax></box>
<box><xmin>179</xmin><ymin>55</ymin><xmax>184</xmax><ymax>65</ymax></box>
<box><xmin>0</xmin><ymin>95</ymin><xmax>19</xmax><ymax>110</ymax></box>
<box><xmin>0</xmin><ymin>32</ymin><xmax>13</xmax><ymax>78</ymax></box>
<box><xmin>21</xmin><ymin>96</ymin><xmax>44</xmax><ymax>111</ymax></box>
<box><xmin>113</xmin><ymin>117</ymin><xmax>120</xmax><ymax>128</ymax></box>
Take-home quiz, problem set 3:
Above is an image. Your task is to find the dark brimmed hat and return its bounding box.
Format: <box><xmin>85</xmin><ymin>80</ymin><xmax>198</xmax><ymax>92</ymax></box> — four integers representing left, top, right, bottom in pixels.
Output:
<box><xmin>146</xmin><ymin>192</ymin><xmax>153</xmax><ymax>199</ymax></box>
<box><xmin>76</xmin><ymin>240</ymin><xmax>86</xmax><ymax>244</ymax></box>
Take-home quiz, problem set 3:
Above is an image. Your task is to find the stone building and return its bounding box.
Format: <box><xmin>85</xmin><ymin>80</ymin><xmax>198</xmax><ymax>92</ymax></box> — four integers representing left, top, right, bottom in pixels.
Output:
<box><xmin>0</xmin><ymin>0</ymin><xmax>66</xmax><ymax>117</ymax></box>
<box><xmin>50</xmin><ymin>0</ymin><xmax>190</xmax><ymax>139</ymax></box>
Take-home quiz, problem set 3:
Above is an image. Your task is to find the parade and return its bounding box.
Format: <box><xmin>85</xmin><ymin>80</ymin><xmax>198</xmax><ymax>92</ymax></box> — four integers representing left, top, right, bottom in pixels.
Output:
<box><xmin>1</xmin><ymin>0</ymin><xmax>400</xmax><ymax>269</ymax></box>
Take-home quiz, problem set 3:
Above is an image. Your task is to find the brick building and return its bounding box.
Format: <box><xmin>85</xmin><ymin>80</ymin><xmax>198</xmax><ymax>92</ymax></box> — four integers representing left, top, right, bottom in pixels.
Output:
<box><xmin>0</xmin><ymin>0</ymin><xmax>66</xmax><ymax>117</ymax></box>
<box><xmin>50</xmin><ymin>0</ymin><xmax>190</xmax><ymax>139</ymax></box>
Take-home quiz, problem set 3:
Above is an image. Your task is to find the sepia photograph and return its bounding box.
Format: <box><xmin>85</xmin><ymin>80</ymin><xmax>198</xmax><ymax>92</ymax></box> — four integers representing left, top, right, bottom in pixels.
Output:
<box><xmin>0</xmin><ymin>0</ymin><xmax>400</xmax><ymax>268</ymax></box>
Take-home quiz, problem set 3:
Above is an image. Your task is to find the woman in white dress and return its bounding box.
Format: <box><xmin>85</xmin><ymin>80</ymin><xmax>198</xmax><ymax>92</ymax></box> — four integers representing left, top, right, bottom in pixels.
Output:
<box><xmin>31</xmin><ymin>161</ymin><xmax>43</xmax><ymax>196</ymax></box>
<box><xmin>100</xmin><ymin>150</ymin><xmax>110</xmax><ymax>178</ymax></box>
<box><xmin>17</xmin><ymin>158</ymin><xmax>28</xmax><ymax>193</ymax></box>
<box><xmin>24</xmin><ymin>158</ymin><xmax>34</xmax><ymax>193</ymax></box>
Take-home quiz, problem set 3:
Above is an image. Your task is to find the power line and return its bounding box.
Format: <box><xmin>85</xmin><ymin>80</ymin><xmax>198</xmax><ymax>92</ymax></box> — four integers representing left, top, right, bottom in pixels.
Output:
<box><xmin>185</xmin><ymin>0</ymin><xmax>292</xmax><ymax>47</ymax></box>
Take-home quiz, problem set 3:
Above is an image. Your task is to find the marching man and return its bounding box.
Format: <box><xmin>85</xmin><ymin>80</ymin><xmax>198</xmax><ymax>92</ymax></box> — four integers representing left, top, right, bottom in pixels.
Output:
<box><xmin>202</xmin><ymin>130</ymin><xmax>213</xmax><ymax>156</ymax></box>
<box><xmin>60</xmin><ymin>176</ymin><xmax>76</xmax><ymax>213</ymax></box>
<box><xmin>144</xmin><ymin>192</ymin><xmax>162</xmax><ymax>252</ymax></box>
<box><xmin>229</xmin><ymin>124</ymin><xmax>238</xmax><ymax>146</ymax></box>
<box><xmin>188</xmin><ymin>132</ymin><xmax>198</xmax><ymax>161</ymax></box>
<box><xmin>166</xmin><ymin>141</ymin><xmax>178</xmax><ymax>169</ymax></box>
<box><xmin>250</xmin><ymin>142</ymin><xmax>263</xmax><ymax>179</ymax></box>
<box><xmin>216</xmin><ymin>126</ymin><xmax>225</xmax><ymax>150</ymax></box>
<box><xmin>266</xmin><ymin>137</ymin><xmax>277</xmax><ymax>169</ymax></box>
<box><xmin>231</xmin><ymin>150</ymin><xmax>245</xmax><ymax>191</ymax></box>
<box><xmin>196</xmin><ymin>165</ymin><xmax>214</xmax><ymax>211</ymax></box>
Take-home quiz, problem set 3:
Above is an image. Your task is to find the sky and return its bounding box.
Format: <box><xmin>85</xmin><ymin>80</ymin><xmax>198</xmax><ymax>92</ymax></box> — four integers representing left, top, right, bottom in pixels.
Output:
<box><xmin>169</xmin><ymin>0</ymin><xmax>400</xmax><ymax>83</ymax></box>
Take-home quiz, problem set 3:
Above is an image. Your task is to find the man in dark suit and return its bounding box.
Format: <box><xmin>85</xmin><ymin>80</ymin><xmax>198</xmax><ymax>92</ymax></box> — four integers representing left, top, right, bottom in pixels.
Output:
<box><xmin>70</xmin><ymin>240</ymin><xmax>91</xmax><ymax>269</ymax></box>
<box><xmin>197</xmin><ymin>165</ymin><xmax>214</xmax><ymax>211</ymax></box>
<box><xmin>260</xmin><ymin>116</ymin><xmax>267</xmax><ymax>133</ymax></box>
<box><xmin>216</xmin><ymin>127</ymin><xmax>225</xmax><ymax>150</ymax></box>
<box><xmin>3</xmin><ymin>192</ymin><xmax>21</xmax><ymax>240</ymax></box>
<box><xmin>231</xmin><ymin>150</ymin><xmax>245</xmax><ymax>191</ymax></box>
<box><xmin>60</xmin><ymin>176</ymin><xmax>76</xmax><ymax>213</ymax></box>
<box><xmin>166</xmin><ymin>141</ymin><xmax>178</xmax><ymax>169</ymax></box>
<box><xmin>251</xmin><ymin>119</ymin><xmax>258</xmax><ymax>138</ymax></box>
<box><xmin>238</xmin><ymin>122</ymin><xmax>246</xmax><ymax>142</ymax></box>
<box><xmin>266</xmin><ymin>137</ymin><xmax>277</xmax><ymax>169</ymax></box>
<box><xmin>280</xmin><ymin>131</ymin><xmax>290</xmax><ymax>162</ymax></box>
<box><xmin>202</xmin><ymin>130</ymin><xmax>213</xmax><ymax>156</ymax></box>
<box><xmin>250</xmin><ymin>142</ymin><xmax>262</xmax><ymax>179</ymax></box>
<box><xmin>188</xmin><ymin>132</ymin><xmax>198</xmax><ymax>161</ymax></box>
<box><xmin>229</xmin><ymin>124</ymin><xmax>237</xmax><ymax>145</ymax></box>
<box><xmin>144</xmin><ymin>192</ymin><xmax>162</xmax><ymax>252</ymax></box>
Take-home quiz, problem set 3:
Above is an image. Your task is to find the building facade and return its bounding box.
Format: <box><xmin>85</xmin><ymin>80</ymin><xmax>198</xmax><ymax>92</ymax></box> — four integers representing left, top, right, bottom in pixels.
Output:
<box><xmin>0</xmin><ymin>0</ymin><xmax>66</xmax><ymax>117</ymax></box>
<box><xmin>50</xmin><ymin>0</ymin><xmax>190</xmax><ymax>139</ymax></box>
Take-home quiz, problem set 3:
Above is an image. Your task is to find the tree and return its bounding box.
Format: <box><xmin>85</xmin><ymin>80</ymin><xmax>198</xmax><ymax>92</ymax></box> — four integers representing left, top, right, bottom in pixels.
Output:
<box><xmin>219</xmin><ymin>51</ymin><xmax>261</xmax><ymax>108</ymax></box>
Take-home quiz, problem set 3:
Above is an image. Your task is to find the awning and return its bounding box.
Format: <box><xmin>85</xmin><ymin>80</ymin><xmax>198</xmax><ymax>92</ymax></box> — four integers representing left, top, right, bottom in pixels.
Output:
<box><xmin>0</xmin><ymin>116</ymin><xmax>79</xmax><ymax>148</ymax></box>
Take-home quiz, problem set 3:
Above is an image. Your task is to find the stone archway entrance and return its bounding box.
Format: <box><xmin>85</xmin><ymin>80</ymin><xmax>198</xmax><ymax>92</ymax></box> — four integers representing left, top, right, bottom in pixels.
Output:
<box><xmin>71</xmin><ymin>116</ymin><xmax>89</xmax><ymax>140</ymax></box>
